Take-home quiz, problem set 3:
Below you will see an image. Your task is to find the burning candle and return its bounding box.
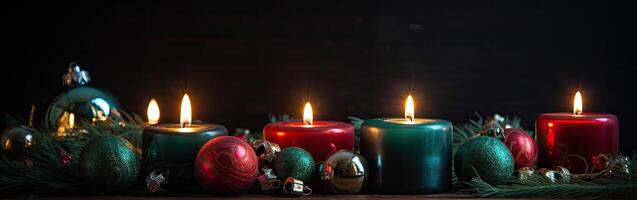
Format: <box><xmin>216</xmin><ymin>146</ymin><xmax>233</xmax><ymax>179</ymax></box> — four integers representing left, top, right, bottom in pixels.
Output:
<box><xmin>142</xmin><ymin>94</ymin><xmax>227</xmax><ymax>191</ymax></box>
<box><xmin>360</xmin><ymin>95</ymin><xmax>452</xmax><ymax>194</ymax></box>
<box><xmin>263</xmin><ymin>102</ymin><xmax>355</xmax><ymax>163</ymax></box>
<box><xmin>536</xmin><ymin>91</ymin><xmax>619</xmax><ymax>174</ymax></box>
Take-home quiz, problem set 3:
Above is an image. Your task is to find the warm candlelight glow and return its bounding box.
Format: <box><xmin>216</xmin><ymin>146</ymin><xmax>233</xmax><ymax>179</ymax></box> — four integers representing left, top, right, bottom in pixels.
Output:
<box><xmin>147</xmin><ymin>99</ymin><xmax>160</xmax><ymax>125</ymax></box>
<box><xmin>69</xmin><ymin>113</ymin><xmax>75</xmax><ymax>129</ymax></box>
<box><xmin>180</xmin><ymin>94</ymin><xmax>192</xmax><ymax>128</ymax></box>
<box><xmin>303</xmin><ymin>102</ymin><xmax>313</xmax><ymax>125</ymax></box>
<box><xmin>405</xmin><ymin>95</ymin><xmax>415</xmax><ymax>122</ymax></box>
<box><xmin>574</xmin><ymin>91</ymin><xmax>582</xmax><ymax>115</ymax></box>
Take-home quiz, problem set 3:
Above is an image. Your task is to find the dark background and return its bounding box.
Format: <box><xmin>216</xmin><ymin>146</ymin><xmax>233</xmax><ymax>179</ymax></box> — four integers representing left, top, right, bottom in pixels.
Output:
<box><xmin>2</xmin><ymin>1</ymin><xmax>636</xmax><ymax>153</ymax></box>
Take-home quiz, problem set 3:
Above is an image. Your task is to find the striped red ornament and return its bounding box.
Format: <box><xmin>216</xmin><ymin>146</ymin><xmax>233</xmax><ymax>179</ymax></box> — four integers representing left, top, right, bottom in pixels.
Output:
<box><xmin>195</xmin><ymin>136</ymin><xmax>259</xmax><ymax>193</ymax></box>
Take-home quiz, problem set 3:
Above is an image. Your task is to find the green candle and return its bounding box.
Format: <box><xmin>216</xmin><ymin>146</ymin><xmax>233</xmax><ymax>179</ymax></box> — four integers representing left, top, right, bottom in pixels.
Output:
<box><xmin>360</xmin><ymin>95</ymin><xmax>452</xmax><ymax>194</ymax></box>
<box><xmin>142</xmin><ymin>95</ymin><xmax>227</xmax><ymax>192</ymax></box>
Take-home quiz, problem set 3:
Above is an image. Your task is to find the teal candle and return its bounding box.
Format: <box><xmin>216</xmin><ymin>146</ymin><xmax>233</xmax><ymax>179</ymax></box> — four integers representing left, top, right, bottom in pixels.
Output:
<box><xmin>360</xmin><ymin>95</ymin><xmax>453</xmax><ymax>194</ymax></box>
<box><xmin>141</xmin><ymin>95</ymin><xmax>227</xmax><ymax>192</ymax></box>
<box><xmin>142</xmin><ymin>124</ymin><xmax>227</xmax><ymax>192</ymax></box>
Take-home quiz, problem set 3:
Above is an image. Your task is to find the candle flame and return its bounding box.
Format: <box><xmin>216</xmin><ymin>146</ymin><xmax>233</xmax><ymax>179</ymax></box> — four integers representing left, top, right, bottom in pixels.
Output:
<box><xmin>303</xmin><ymin>102</ymin><xmax>313</xmax><ymax>125</ymax></box>
<box><xmin>180</xmin><ymin>94</ymin><xmax>192</xmax><ymax>128</ymax></box>
<box><xmin>574</xmin><ymin>91</ymin><xmax>582</xmax><ymax>115</ymax></box>
<box><xmin>405</xmin><ymin>95</ymin><xmax>415</xmax><ymax>122</ymax></box>
<box><xmin>147</xmin><ymin>99</ymin><xmax>160</xmax><ymax>125</ymax></box>
<box><xmin>69</xmin><ymin>113</ymin><xmax>75</xmax><ymax>129</ymax></box>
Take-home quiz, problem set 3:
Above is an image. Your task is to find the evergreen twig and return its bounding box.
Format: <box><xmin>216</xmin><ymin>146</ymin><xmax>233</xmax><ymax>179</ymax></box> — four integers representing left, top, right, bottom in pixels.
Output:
<box><xmin>0</xmin><ymin>109</ymin><xmax>143</xmax><ymax>195</ymax></box>
<box><xmin>465</xmin><ymin>155</ymin><xmax>637</xmax><ymax>198</ymax></box>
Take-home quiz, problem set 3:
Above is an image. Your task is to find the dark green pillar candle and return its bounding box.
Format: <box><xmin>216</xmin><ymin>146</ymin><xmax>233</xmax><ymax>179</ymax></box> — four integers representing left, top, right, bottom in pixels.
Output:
<box><xmin>142</xmin><ymin>124</ymin><xmax>227</xmax><ymax>192</ymax></box>
<box><xmin>360</xmin><ymin>118</ymin><xmax>452</xmax><ymax>194</ymax></box>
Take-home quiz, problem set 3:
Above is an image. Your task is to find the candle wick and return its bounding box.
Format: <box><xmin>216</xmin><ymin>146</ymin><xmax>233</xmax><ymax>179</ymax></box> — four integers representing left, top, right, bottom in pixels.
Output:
<box><xmin>181</xmin><ymin>122</ymin><xmax>191</xmax><ymax>128</ymax></box>
<box><xmin>406</xmin><ymin>116</ymin><xmax>414</xmax><ymax>122</ymax></box>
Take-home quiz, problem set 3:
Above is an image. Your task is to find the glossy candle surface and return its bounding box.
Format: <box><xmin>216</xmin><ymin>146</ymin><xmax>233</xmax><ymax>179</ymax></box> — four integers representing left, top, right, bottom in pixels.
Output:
<box><xmin>142</xmin><ymin>124</ymin><xmax>227</xmax><ymax>191</ymax></box>
<box><xmin>360</xmin><ymin>118</ymin><xmax>452</xmax><ymax>194</ymax></box>
<box><xmin>263</xmin><ymin>121</ymin><xmax>354</xmax><ymax>163</ymax></box>
<box><xmin>536</xmin><ymin>113</ymin><xmax>618</xmax><ymax>174</ymax></box>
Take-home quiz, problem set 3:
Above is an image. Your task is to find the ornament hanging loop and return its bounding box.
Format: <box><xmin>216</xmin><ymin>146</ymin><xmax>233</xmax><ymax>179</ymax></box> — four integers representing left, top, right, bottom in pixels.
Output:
<box><xmin>282</xmin><ymin>177</ymin><xmax>312</xmax><ymax>196</ymax></box>
<box><xmin>63</xmin><ymin>62</ymin><xmax>91</xmax><ymax>86</ymax></box>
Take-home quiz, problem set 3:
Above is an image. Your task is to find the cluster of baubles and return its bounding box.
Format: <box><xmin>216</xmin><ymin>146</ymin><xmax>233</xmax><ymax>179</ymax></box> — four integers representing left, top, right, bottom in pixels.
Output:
<box><xmin>194</xmin><ymin>136</ymin><xmax>368</xmax><ymax>195</ymax></box>
<box><xmin>454</xmin><ymin>119</ymin><xmax>539</xmax><ymax>185</ymax></box>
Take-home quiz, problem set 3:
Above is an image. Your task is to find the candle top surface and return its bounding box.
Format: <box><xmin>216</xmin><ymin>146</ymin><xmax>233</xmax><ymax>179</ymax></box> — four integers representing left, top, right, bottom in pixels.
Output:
<box><xmin>266</xmin><ymin>121</ymin><xmax>353</xmax><ymax>130</ymax></box>
<box><xmin>145</xmin><ymin>123</ymin><xmax>225</xmax><ymax>134</ymax></box>
<box><xmin>365</xmin><ymin>117</ymin><xmax>451</xmax><ymax>128</ymax></box>
<box><xmin>384</xmin><ymin>118</ymin><xmax>436</xmax><ymax>125</ymax></box>
<box><xmin>538</xmin><ymin>112</ymin><xmax>617</xmax><ymax>120</ymax></box>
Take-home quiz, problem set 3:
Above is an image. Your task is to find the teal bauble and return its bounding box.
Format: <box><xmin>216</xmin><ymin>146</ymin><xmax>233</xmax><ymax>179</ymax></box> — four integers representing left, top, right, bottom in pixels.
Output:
<box><xmin>272</xmin><ymin>147</ymin><xmax>315</xmax><ymax>182</ymax></box>
<box><xmin>45</xmin><ymin>63</ymin><xmax>118</xmax><ymax>133</ymax></box>
<box><xmin>80</xmin><ymin>135</ymin><xmax>139</xmax><ymax>193</ymax></box>
<box><xmin>454</xmin><ymin>136</ymin><xmax>514</xmax><ymax>185</ymax></box>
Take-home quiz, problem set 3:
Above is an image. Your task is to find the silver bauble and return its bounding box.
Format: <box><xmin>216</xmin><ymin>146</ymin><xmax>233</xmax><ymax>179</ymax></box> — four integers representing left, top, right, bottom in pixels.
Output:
<box><xmin>319</xmin><ymin>150</ymin><xmax>367</xmax><ymax>194</ymax></box>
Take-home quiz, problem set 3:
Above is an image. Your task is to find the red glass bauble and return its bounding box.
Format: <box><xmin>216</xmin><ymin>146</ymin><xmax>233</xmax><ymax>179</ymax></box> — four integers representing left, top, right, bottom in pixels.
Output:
<box><xmin>195</xmin><ymin>136</ymin><xmax>259</xmax><ymax>193</ymax></box>
<box><xmin>503</xmin><ymin>128</ymin><xmax>538</xmax><ymax>169</ymax></box>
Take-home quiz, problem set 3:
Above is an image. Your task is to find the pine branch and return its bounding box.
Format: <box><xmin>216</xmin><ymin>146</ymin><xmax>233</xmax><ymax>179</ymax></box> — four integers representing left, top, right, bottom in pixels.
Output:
<box><xmin>0</xmin><ymin>109</ymin><xmax>144</xmax><ymax>195</ymax></box>
<box><xmin>465</xmin><ymin>155</ymin><xmax>637</xmax><ymax>198</ymax></box>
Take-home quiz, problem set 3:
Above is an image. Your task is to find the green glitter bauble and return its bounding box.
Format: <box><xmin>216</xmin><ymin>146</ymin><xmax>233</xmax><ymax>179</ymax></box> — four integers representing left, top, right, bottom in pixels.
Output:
<box><xmin>454</xmin><ymin>136</ymin><xmax>514</xmax><ymax>185</ymax></box>
<box><xmin>272</xmin><ymin>147</ymin><xmax>315</xmax><ymax>182</ymax></box>
<box><xmin>80</xmin><ymin>135</ymin><xmax>139</xmax><ymax>193</ymax></box>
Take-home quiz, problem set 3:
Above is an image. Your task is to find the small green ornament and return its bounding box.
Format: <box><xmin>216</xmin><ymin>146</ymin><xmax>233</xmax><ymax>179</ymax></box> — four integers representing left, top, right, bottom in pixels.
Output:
<box><xmin>454</xmin><ymin>136</ymin><xmax>514</xmax><ymax>185</ymax></box>
<box><xmin>272</xmin><ymin>147</ymin><xmax>315</xmax><ymax>182</ymax></box>
<box><xmin>80</xmin><ymin>135</ymin><xmax>139</xmax><ymax>193</ymax></box>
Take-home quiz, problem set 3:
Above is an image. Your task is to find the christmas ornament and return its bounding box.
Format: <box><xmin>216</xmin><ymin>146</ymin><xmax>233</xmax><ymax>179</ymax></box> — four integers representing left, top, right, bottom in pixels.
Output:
<box><xmin>146</xmin><ymin>170</ymin><xmax>167</xmax><ymax>194</ymax></box>
<box><xmin>282</xmin><ymin>177</ymin><xmax>312</xmax><ymax>196</ymax></box>
<box><xmin>234</xmin><ymin>128</ymin><xmax>255</xmax><ymax>142</ymax></box>
<box><xmin>513</xmin><ymin>167</ymin><xmax>535</xmax><ymax>182</ymax></box>
<box><xmin>79</xmin><ymin>135</ymin><xmax>139</xmax><ymax>193</ymax></box>
<box><xmin>194</xmin><ymin>136</ymin><xmax>259</xmax><ymax>194</ymax></box>
<box><xmin>45</xmin><ymin>62</ymin><xmax>118</xmax><ymax>135</ymax></box>
<box><xmin>479</xmin><ymin>118</ymin><xmax>505</xmax><ymax>138</ymax></box>
<box><xmin>592</xmin><ymin>154</ymin><xmax>611</xmax><ymax>173</ymax></box>
<box><xmin>574</xmin><ymin>154</ymin><xmax>632</xmax><ymax>180</ymax></box>
<box><xmin>319</xmin><ymin>150</ymin><xmax>367</xmax><ymax>194</ymax></box>
<box><xmin>503</xmin><ymin>128</ymin><xmax>538</xmax><ymax>169</ymax></box>
<box><xmin>272</xmin><ymin>147</ymin><xmax>315</xmax><ymax>182</ymax></box>
<box><xmin>251</xmin><ymin>139</ymin><xmax>281</xmax><ymax>163</ymax></box>
<box><xmin>1</xmin><ymin>125</ymin><xmax>36</xmax><ymax>157</ymax></box>
<box><xmin>257</xmin><ymin>168</ymin><xmax>281</xmax><ymax>193</ymax></box>
<box><xmin>454</xmin><ymin>136</ymin><xmax>514</xmax><ymax>185</ymax></box>
<box><xmin>537</xmin><ymin>167</ymin><xmax>570</xmax><ymax>183</ymax></box>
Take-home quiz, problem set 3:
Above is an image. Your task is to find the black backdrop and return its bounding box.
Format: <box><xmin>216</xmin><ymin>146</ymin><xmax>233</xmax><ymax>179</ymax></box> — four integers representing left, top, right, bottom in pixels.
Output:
<box><xmin>2</xmin><ymin>1</ymin><xmax>636</xmax><ymax>153</ymax></box>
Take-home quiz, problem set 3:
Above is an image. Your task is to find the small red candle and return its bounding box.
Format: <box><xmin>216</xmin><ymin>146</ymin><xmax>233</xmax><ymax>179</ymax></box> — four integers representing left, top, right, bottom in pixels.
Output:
<box><xmin>536</xmin><ymin>91</ymin><xmax>619</xmax><ymax>174</ymax></box>
<box><xmin>263</xmin><ymin>102</ymin><xmax>354</xmax><ymax>163</ymax></box>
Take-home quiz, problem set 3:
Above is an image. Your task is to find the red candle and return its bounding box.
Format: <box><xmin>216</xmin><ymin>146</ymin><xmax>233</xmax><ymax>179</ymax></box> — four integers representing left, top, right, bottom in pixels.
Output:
<box><xmin>536</xmin><ymin>91</ymin><xmax>619</xmax><ymax>174</ymax></box>
<box><xmin>263</xmin><ymin>102</ymin><xmax>354</xmax><ymax>163</ymax></box>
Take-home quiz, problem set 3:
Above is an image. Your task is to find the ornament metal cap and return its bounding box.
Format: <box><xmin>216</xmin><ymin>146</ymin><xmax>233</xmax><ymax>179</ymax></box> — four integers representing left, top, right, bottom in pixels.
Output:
<box><xmin>479</xmin><ymin>117</ymin><xmax>505</xmax><ymax>139</ymax></box>
<box><xmin>62</xmin><ymin>62</ymin><xmax>91</xmax><ymax>86</ymax></box>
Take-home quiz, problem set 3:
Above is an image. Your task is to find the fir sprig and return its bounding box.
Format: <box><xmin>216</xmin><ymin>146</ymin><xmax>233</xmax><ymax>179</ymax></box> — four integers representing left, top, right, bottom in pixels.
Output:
<box><xmin>0</xmin><ymin>109</ymin><xmax>144</xmax><ymax>195</ymax></box>
<box><xmin>465</xmin><ymin>155</ymin><xmax>637</xmax><ymax>198</ymax></box>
